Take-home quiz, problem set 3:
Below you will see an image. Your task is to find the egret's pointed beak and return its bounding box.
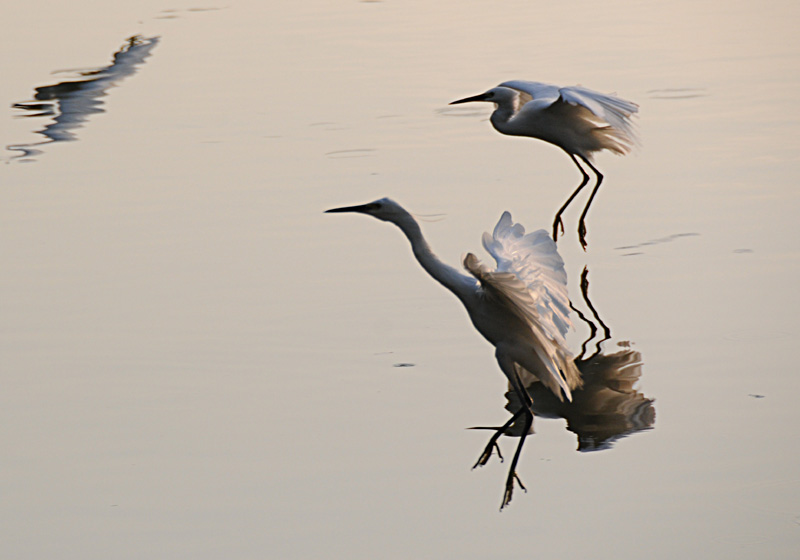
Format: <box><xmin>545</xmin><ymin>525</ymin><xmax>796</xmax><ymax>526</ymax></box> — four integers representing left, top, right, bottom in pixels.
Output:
<box><xmin>449</xmin><ymin>93</ymin><xmax>490</xmax><ymax>105</ymax></box>
<box><xmin>325</xmin><ymin>203</ymin><xmax>372</xmax><ymax>214</ymax></box>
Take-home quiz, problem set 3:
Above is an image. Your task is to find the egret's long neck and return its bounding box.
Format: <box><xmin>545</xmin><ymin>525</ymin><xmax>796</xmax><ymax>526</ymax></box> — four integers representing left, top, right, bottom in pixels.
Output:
<box><xmin>393</xmin><ymin>215</ymin><xmax>476</xmax><ymax>301</ymax></box>
<box><xmin>489</xmin><ymin>102</ymin><xmax>515</xmax><ymax>130</ymax></box>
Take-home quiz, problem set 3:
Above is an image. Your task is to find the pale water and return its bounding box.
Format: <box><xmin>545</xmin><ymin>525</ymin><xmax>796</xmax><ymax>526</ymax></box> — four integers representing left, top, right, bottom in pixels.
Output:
<box><xmin>2</xmin><ymin>1</ymin><xmax>798</xmax><ymax>558</ymax></box>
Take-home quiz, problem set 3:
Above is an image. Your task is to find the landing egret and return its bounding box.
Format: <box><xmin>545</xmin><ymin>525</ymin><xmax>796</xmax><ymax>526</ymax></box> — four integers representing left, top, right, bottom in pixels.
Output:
<box><xmin>326</xmin><ymin>198</ymin><xmax>581</xmax><ymax>508</ymax></box>
<box><xmin>450</xmin><ymin>80</ymin><xmax>638</xmax><ymax>249</ymax></box>
<box><xmin>471</xmin><ymin>267</ymin><xmax>654</xmax><ymax>456</ymax></box>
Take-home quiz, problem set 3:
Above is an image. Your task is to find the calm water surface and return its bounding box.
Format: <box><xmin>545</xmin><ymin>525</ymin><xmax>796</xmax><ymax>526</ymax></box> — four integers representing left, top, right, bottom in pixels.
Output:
<box><xmin>2</xmin><ymin>1</ymin><xmax>799</xmax><ymax>558</ymax></box>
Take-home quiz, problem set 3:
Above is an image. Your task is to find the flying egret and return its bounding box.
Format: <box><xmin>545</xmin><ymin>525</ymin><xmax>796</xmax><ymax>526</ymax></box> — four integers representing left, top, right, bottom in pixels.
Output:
<box><xmin>450</xmin><ymin>80</ymin><xmax>638</xmax><ymax>249</ymax></box>
<box><xmin>326</xmin><ymin>197</ymin><xmax>582</xmax><ymax>508</ymax></box>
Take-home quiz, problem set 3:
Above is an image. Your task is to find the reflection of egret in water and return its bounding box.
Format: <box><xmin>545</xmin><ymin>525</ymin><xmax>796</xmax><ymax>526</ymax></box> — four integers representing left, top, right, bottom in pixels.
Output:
<box><xmin>571</xmin><ymin>267</ymin><xmax>611</xmax><ymax>361</ymax></box>
<box><xmin>326</xmin><ymin>198</ymin><xmax>583</xmax><ymax>509</ymax></box>
<box><xmin>482</xmin><ymin>347</ymin><xmax>654</xmax><ymax>451</ymax></box>
<box><xmin>7</xmin><ymin>35</ymin><xmax>159</xmax><ymax>161</ymax></box>
<box><xmin>472</xmin><ymin>267</ymin><xmax>654</xmax><ymax>460</ymax></box>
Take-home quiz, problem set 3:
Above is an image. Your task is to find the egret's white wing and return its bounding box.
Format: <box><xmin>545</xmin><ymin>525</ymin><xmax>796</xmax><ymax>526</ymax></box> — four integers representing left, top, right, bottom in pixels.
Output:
<box><xmin>481</xmin><ymin>212</ymin><xmax>572</xmax><ymax>346</ymax></box>
<box><xmin>463</xmin><ymin>212</ymin><xmax>581</xmax><ymax>400</ymax></box>
<box><xmin>557</xmin><ymin>85</ymin><xmax>639</xmax><ymax>143</ymax></box>
<box><xmin>463</xmin><ymin>251</ymin><xmax>576</xmax><ymax>401</ymax></box>
<box><xmin>499</xmin><ymin>80</ymin><xmax>561</xmax><ymax>106</ymax></box>
<box><xmin>501</xmin><ymin>80</ymin><xmax>638</xmax><ymax>144</ymax></box>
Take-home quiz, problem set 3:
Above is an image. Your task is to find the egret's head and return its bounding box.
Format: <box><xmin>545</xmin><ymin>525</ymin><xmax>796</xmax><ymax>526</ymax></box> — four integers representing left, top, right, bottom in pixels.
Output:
<box><xmin>325</xmin><ymin>197</ymin><xmax>409</xmax><ymax>223</ymax></box>
<box><xmin>449</xmin><ymin>87</ymin><xmax>514</xmax><ymax>106</ymax></box>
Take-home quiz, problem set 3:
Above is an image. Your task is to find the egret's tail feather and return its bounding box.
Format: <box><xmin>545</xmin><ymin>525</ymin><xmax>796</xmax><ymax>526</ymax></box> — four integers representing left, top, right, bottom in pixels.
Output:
<box><xmin>592</xmin><ymin>125</ymin><xmax>636</xmax><ymax>156</ymax></box>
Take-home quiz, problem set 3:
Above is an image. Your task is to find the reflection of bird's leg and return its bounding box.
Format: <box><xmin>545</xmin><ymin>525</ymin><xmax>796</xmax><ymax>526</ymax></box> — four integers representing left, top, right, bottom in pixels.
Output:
<box><xmin>570</xmin><ymin>266</ymin><xmax>599</xmax><ymax>361</ymax></box>
<box><xmin>576</xmin><ymin>155</ymin><xmax>603</xmax><ymax>250</ymax></box>
<box><xmin>552</xmin><ymin>153</ymin><xmax>591</xmax><ymax>242</ymax></box>
<box><xmin>569</xmin><ymin>266</ymin><xmax>612</xmax><ymax>360</ymax></box>
<box><xmin>578</xmin><ymin>266</ymin><xmax>611</xmax><ymax>358</ymax></box>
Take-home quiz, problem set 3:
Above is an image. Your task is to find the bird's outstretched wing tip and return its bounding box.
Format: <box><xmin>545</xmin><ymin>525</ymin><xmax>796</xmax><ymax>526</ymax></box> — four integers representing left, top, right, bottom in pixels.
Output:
<box><xmin>495</xmin><ymin>211</ymin><xmax>513</xmax><ymax>234</ymax></box>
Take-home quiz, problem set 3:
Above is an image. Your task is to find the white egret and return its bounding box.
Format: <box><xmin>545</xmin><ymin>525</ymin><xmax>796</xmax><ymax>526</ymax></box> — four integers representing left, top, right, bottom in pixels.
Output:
<box><xmin>326</xmin><ymin>198</ymin><xmax>581</xmax><ymax>508</ymax></box>
<box><xmin>450</xmin><ymin>80</ymin><xmax>638</xmax><ymax>249</ymax></box>
<box><xmin>471</xmin><ymin>267</ymin><xmax>654</xmax><ymax>455</ymax></box>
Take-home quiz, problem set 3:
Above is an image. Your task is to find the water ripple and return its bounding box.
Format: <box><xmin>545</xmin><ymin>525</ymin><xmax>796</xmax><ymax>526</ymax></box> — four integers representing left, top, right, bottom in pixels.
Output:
<box><xmin>6</xmin><ymin>35</ymin><xmax>159</xmax><ymax>163</ymax></box>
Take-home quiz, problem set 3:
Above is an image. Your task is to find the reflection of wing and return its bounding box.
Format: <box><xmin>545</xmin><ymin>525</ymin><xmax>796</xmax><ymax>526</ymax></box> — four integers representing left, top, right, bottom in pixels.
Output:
<box><xmin>481</xmin><ymin>212</ymin><xmax>572</xmax><ymax>346</ymax></box>
<box><xmin>507</xmin><ymin>349</ymin><xmax>655</xmax><ymax>450</ymax></box>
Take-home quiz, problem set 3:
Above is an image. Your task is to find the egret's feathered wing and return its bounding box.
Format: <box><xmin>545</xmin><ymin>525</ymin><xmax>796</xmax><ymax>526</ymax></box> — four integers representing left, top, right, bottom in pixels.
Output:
<box><xmin>500</xmin><ymin>80</ymin><xmax>639</xmax><ymax>154</ymax></box>
<box><xmin>499</xmin><ymin>80</ymin><xmax>562</xmax><ymax>107</ymax></box>
<box><xmin>482</xmin><ymin>212</ymin><xmax>571</xmax><ymax>343</ymax></box>
<box><xmin>463</xmin><ymin>212</ymin><xmax>582</xmax><ymax>400</ymax></box>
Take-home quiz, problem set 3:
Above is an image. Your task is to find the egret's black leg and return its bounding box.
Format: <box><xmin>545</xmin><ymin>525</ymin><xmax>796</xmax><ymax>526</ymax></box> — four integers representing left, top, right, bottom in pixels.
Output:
<box><xmin>552</xmin><ymin>153</ymin><xmax>591</xmax><ymax>242</ymax></box>
<box><xmin>499</xmin><ymin>364</ymin><xmax>534</xmax><ymax>510</ymax></box>
<box><xmin>471</xmin><ymin>407</ymin><xmax>527</xmax><ymax>468</ymax></box>
<box><xmin>576</xmin><ymin>155</ymin><xmax>604</xmax><ymax>250</ymax></box>
<box><xmin>501</xmin><ymin>407</ymin><xmax>533</xmax><ymax>510</ymax></box>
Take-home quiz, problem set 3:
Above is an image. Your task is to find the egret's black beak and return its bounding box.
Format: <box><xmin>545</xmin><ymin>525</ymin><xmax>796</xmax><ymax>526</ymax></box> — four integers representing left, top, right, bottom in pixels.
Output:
<box><xmin>449</xmin><ymin>93</ymin><xmax>490</xmax><ymax>105</ymax></box>
<box><xmin>325</xmin><ymin>203</ymin><xmax>374</xmax><ymax>214</ymax></box>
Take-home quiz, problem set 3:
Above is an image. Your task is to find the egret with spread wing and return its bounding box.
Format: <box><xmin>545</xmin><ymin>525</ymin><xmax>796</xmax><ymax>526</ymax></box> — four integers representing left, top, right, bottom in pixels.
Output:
<box><xmin>450</xmin><ymin>80</ymin><xmax>638</xmax><ymax>249</ymax></box>
<box><xmin>326</xmin><ymin>198</ymin><xmax>581</xmax><ymax>508</ymax></box>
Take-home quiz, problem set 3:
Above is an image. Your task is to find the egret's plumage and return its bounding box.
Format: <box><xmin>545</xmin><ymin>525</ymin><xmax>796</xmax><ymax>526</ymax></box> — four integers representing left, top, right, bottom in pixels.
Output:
<box><xmin>450</xmin><ymin>80</ymin><xmax>638</xmax><ymax>248</ymax></box>
<box><xmin>463</xmin><ymin>214</ymin><xmax>581</xmax><ymax>401</ymax></box>
<box><xmin>326</xmin><ymin>197</ymin><xmax>581</xmax><ymax>507</ymax></box>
